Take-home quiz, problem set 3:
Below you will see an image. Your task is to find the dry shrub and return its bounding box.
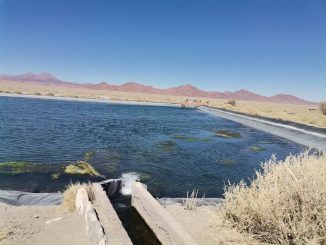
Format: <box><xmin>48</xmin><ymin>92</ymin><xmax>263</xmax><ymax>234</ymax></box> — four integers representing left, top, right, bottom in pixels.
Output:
<box><xmin>320</xmin><ymin>102</ymin><xmax>326</xmax><ymax>115</ymax></box>
<box><xmin>61</xmin><ymin>182</ymin><xmax>94</xmax><ymax>212</ymax></box>
<box><xmin>183</xmin><ymin>189</ymin><xmax>199</xmax><ymax>210</ymax></box>
<box><xmin>222</xmin><ymin>151</ymin><xmax>326</xmax><ymax>245</ymax></box>
<box><xmin>227</xmin><ymin>99</ymin><xmax>236</xmax><ymax>106</ymax></box>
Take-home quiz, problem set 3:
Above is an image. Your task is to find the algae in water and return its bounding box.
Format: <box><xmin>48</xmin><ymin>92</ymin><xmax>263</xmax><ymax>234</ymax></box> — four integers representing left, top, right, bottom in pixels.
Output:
<box><xmin>250</xmin><ymin>146</ymin><xmax>266</xmax><ymax>152</ymax></box>
<box><xmin>215</xmin><ymin>130</ymin><xmax>241</xmax><ymax>139</ymax></box>
<box><xmin>64</xmin><ymin>161</ymin><xmax>102</xmax><ymax>176</ymax></box>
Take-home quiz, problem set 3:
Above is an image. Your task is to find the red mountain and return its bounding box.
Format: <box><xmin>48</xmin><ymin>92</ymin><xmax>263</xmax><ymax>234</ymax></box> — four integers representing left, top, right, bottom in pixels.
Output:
<box><xmin>269</xmin><ymin>94</ymin><xmax>313</xmax><ymax>105</ymax></box>
<box><xmin>0</xmin><ymin>72</ymin><xmax>73</xmax><ymax>86</ymax></box>
<box><xmin>88</xmin><ymin>81</ymin><xmax>161</xmax><ymax>94</ymax></box>
<box><xmin>0</xmin><ymin>72</ymin><xmax>315</xmax><ymax>105</ymax></box>
<box><xmin>87</xmin><ymin>82</ymin><xmax>113</xmax><ymax>90</ymax></box>
<box><xmin>163</xmin><ymin>84</ymin><xmax>211</xmax><ymax>97</ymax></box>
<box><xmin>229</xmin><ymin>89</ymin><xmax>269</xmax><ymax>101</ymax></box>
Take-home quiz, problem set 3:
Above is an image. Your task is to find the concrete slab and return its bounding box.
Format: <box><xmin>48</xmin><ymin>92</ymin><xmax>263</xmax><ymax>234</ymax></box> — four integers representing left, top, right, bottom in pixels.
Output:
<box><xmin>131</xmin><ymin>182</ymin><xmax>198</xmax><ymax>245</ymax></box>
<box><xmin>92</xmin><ymin>183</ymin><xmax>132</xmax><ymax>245</ymax></box>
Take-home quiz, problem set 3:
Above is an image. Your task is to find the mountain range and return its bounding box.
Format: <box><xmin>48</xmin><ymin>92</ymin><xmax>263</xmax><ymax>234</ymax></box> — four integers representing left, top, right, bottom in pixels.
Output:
<box><xmin>0</xmin><ymin>72</ymin><xmax>314</xmax><ymax>105</ymax></box>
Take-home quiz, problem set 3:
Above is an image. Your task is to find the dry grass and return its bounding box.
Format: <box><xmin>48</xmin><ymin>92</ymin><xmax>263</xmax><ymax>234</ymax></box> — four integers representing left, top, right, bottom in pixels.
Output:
<box><xmin>209</xmin><ymin>100</ymin><xmax>325</xmax><ymax>128</ymax></box>
<box><xmin>222</xmin><ymin>151</ymin><xmax>326</xmax><ymax>245</ymax></box>
<box><xmin>1</xmin><ymin>79</ymin><xmax>325</xmax><ymax>127</ymax></box>
<box><xmin>61</xmin><ymin>182</ymin><xmax>94</xmax><ymax>212</ymax></box>
<box><xmin>183</xmin><ymin>189</ymin><xmax>206</xmax><ymax>211</ymax></box>
<box><xmin>183</xmin><ymin>189</ymin><xmax>199</xmax><ymax>210</ymax></box>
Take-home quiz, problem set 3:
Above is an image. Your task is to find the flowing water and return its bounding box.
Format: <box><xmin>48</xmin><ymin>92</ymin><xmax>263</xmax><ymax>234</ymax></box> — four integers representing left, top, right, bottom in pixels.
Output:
<box><xmin>0</xmin><ymin>96</ymin><xmax>305</xmax><ymax>197</ymax></box>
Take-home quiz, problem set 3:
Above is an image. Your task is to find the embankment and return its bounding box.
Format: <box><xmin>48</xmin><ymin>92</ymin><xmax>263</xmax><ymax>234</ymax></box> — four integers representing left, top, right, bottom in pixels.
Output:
<box><xmin>198</xmin><ymin>106</ymin><xmax>326</xmax><ymax>152</ymax></box>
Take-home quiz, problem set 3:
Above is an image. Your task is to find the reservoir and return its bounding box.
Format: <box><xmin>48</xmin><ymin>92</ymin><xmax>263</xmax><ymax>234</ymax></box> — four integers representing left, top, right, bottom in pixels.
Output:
<box><xmin>0</xmin><ymin>96</ymin><xmax>304</xmax><ymax>197</ymax></box>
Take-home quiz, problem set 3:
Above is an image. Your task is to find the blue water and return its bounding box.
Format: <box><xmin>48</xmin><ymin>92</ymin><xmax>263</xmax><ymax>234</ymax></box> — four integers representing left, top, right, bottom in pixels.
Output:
<box><xmin>0</xmin><ymin>96</ymin><xmax>305</xmax><ymax>197</ymax></box>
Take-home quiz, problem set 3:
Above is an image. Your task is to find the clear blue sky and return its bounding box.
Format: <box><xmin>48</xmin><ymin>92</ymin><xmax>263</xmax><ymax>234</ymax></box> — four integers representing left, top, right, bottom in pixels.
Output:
<box><xmin>0</xmin><ymin>0</ymin><xmax>325</xmax><ymax>101</ymax></box>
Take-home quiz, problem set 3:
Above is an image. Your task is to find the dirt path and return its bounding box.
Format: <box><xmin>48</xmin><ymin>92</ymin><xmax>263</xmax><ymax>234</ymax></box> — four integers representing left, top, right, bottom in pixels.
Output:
<box><xmin>0</xmin><ymin>203</ymin><xmax>91</xmax><ymax>245</ymax></box>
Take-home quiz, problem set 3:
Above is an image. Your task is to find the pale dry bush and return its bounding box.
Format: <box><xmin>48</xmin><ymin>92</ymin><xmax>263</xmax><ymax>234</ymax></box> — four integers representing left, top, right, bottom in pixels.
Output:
<box><xmin>183</xmin><ymin>189</ymin><xmax>206</xmax><ymax>211</ymax></box>
<box><xmin>222</xmin><ymin>151</ymin><xmax>326</xmax><ymax>245</ymax></box>
<box><xmin>61</xmin><ymin>182</ymin><xmax>94</xmax><ymax>212</ymax></box>
<box><xmin>183</xmin><ymin>189</ymin><xmax>199</xmax><ymax>210</ymax></box>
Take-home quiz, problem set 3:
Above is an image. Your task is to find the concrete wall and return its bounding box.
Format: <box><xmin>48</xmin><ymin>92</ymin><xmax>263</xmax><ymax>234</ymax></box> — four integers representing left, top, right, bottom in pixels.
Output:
<box><xmin>131</xmin><ymin>182</ymin><xmax>198</xmax><ymax>245</ymax></box>
<box><xmin>92</xmin><ymin>183</ymin><xmax>132</xmax><ymax>245</ymax></box>
<box><xmin>75</xmin><ymin>187</ymin><xmax>108</xmax><ymax>245</ymax></box>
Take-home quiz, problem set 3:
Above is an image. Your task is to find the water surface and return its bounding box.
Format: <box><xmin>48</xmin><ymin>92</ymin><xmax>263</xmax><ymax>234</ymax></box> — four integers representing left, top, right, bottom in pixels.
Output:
<box><xmin>0</xmin><ymin>96</ymin><xmax>304</xmax><ymax>197</ymax></box>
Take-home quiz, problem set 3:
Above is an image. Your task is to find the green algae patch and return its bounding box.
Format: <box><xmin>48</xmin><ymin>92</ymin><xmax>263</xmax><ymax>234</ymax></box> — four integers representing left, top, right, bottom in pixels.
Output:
<box><xmin>220</xmin><ymin>159</ymin><xmax>235</xmax><ymax>165</ymax></box>
<box><xmin>65</xmin><ymin>161</ymin><xmax>101</xmax><ymax>176</ymax></box>
<box><xmin>215</xmin><ymin>130</ymin><xmax>241</xmax><ymax>139</ymax></box>
<box><xmin>201</xmin><ymin>138</ymin><xmax>214</xmax><ymax>143</ymax></box>
<box><xmin>173</xmin><ymin>135</ymin><xmax>199</xmax><ymax>142</ymax></box>
<box><xmin>0</xmin><ymin>161</ymin><xmax>34</xmax><ymax>174</ymax></box>
<box><xmin>250</xmin><ymin>146</ymin><xmax>266</xmax><ymax>153</ymax></box>
<box><xmin>103</xmin><ymin>162</ymin><xmax>118</xmax><ymax>172</ymax></box>
<box><xmin>0</xmin><ymin>161</ymin><xmax>62</xmax><ymax>175</ymax></box>
<box><xmin>159</xmin><ymin>140</ymin><xmax>177</xmax><ymax>151</ymax></box>
<box><xmin>51</xmin><ymin>173</ymin><xmax>61</xmax><ymax>179</ymax></box>
<box><xmin>139</xmin><ymin>172</ymin><xmax>151</xmax><ymax>181</ymax></box>
<box><xmin>0</xmin><ymin>161</ymin><xmax>31</xmax><ymax>174</ymax></box>
<box><xmin>84</xmin><ymin>150</ymin><xmax>96</xmax><ymax>160</ymax></box>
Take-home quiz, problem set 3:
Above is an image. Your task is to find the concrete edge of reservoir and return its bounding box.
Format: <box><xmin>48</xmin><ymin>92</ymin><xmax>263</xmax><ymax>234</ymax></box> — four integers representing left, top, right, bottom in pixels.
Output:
<box><xmin>198</xmin><ymin>106</ymin><xmax>326</xmax><ymax>152</ymax></box>
<box><xmin>92</xmin><ymin>183</ymin><xmax>133</xmax><ymax>245</ymax></box>
<box><xmin>131</xmin><ymin>181</ymin><xmax>198</xmax><ymax>245</ymax></box>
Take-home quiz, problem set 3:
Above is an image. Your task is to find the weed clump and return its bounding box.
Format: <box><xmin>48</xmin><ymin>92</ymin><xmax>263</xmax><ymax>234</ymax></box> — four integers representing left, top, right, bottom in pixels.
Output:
<box><xmin>61</xmin><ymin>182</ymin><xmax>94</xmax><ymax>212</ymax></box>
<box><xmin>222</xmin><ymin>151</ymin><xmax>326</xmax><ymax>244</ymax></box>
<box><xmin>183</xmin><ymin>189</ymin><xmax>204</xmax><ymax>211</ymax></box>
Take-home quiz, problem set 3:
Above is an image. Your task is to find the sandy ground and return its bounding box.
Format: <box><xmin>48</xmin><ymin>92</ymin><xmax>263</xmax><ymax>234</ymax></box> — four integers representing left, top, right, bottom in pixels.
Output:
<box><xmin>165</xmin><ymin>203</ymin><xmax>267</xmax><ymax>245</ymax></box>
<box><xmin>1</xmin><ymin>80</ymin><xmax>325</xmax><ymax>128</ymax></box>
<box><xmin>0</xmin><ymin>203</ymin><xmax>91</xmax><ymax>245</ymax></box>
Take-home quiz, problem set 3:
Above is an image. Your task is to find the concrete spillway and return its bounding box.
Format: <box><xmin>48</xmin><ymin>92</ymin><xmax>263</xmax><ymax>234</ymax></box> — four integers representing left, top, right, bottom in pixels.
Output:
<box><xmin>198</xmin><ymin>106</ymin><xmax>326</xmax><ymax>152</ymax></box>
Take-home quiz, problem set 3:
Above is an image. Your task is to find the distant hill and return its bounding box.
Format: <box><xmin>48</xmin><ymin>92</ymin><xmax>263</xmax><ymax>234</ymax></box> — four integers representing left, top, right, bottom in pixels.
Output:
<box><xmin>269</xmin><ymin>94</ymin><xmax>313</xmax><ymax>105</ymax></box>
<box><xmin>0</xmin><ymin>72</ymin><xmax>70</xmax><ymax>85</ymax></box>
<box><xmin>87</xmin><ymin>81</ymin><xmax>162</xmax><ymax>94</ymax></box>
<box><xmin>0</xmin><ymin>72</ymin><xmax>314</xmax><ymax>105</ymax></box>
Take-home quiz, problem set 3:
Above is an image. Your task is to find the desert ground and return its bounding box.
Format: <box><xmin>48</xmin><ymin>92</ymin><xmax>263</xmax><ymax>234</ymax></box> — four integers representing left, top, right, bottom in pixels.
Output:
<box><xmin>0</xmin><ymin>202</ymin><xmax>265</xmax><ymax>245</ymax></box>
<box><xmin>0</xmin><ymin>203</ymin><xmax>91</xmax><ymax>245</ymax></box>
<box><xmin>1</xmin><ymin>80</ymin><xmax>325</xmax><ymax>128</ymax></box>
<box><xmin>165</xmin><ymin>203</ymin><xmax>266</xmax><ymax>245</ymax></box>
